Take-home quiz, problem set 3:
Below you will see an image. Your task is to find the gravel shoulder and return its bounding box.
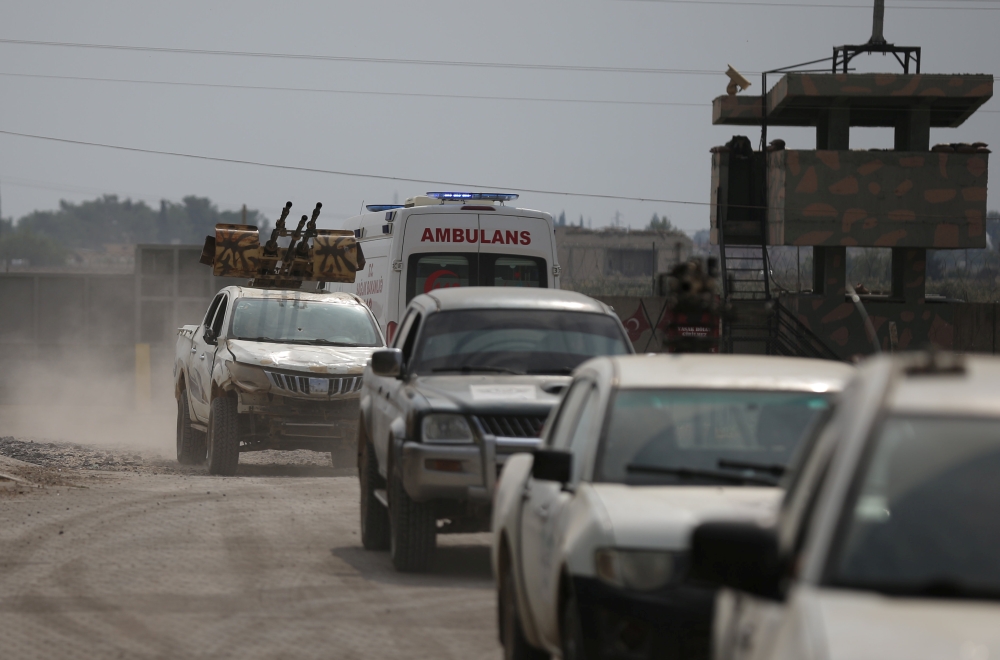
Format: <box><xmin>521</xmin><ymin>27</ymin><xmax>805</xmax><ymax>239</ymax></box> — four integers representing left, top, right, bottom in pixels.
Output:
<box><xmin>0</xmin><ymin>436</ymin><xmax>501</xmax><ymax>659</ymax></box>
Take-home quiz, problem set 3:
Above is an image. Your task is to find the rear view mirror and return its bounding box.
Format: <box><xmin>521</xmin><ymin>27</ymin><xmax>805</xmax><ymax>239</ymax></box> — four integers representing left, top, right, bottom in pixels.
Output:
<box><xmin>371</xmin><ymin>348</ymin><xmax>403</xmax><ymax>377</ymax></box>
<box><xmin>690</xmin><ymin>521</ymin><xmax>782</xmax><ymax>600</ymax></box>
<box><xmin>531</xmin><ymin>449</ymin><xmax>572</xmax><ymax>484</ymax></box>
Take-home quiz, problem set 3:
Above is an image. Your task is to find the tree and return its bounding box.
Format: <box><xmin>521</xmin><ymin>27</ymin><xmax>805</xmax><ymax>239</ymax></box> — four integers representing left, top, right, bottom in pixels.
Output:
<box><xmin>647</xmin><ymin>213</ymin><xmax>674</xmax><ymax>231</ymax></box>
<box><xmin>15</xmin><ymin>195</ymin><xmax>270</xmax><ymax>249</ymax></box>
<box><xmin>0</xmin><ymin>228</ymin><xmax>67</xmax><ymax>267</ymax></box>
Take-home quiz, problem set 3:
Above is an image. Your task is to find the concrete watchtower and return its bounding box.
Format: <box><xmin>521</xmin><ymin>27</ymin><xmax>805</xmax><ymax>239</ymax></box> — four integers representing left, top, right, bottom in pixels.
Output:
<box><xmin>710</xmin><ymin>4</ymin><xmax>993</xmax><ymax>357</ymax></box>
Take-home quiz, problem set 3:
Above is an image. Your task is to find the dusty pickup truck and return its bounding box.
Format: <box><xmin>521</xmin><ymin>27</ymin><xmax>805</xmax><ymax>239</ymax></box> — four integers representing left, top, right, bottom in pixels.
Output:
<box><xmin>174</xmin><ymin>286</ymin><xmax>385</xmax><ymax>475</ymax></box>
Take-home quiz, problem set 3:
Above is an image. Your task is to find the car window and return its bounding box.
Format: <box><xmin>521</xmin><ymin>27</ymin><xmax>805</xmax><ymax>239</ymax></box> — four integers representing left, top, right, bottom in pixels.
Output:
<box><xmin>408</xmin><ymin>309</ymin><xmax>630</xmax><ymax>377</ymax></box>
<box><xmin>566</xmin><ymin>385</ymin><xmax>602</xmax><ymax>481</ymax></box>
<box><xmin>203</xmin><ymin>293</ymin><xmax>223</xmax><ymax>327</ymax></box>
<box><xmin>400</xmin><ymin>314</ymin><xmax>422</xmax><ymax>366</ymax></box>
<box><xmin>211</xmin><ymin>295</ymin><xmax>229</xmax><ymax>337</ymax></box>
<box><xmin>548</xmin><ymin>380</ymin><xmax>592</xmax><ymax>449</ymax></box>
<box><xmin>229</xmin><ymin>298</ymin><xmax>381</xmax><ymax>347</ymax></box>
<box><xmin>405</xmin><ymin>252</ymin><xmax>549</xmax><ymax>304</ymax></box>
<box><xmin>393</xmin><ymin>310</ymin><xmax>417</xmax><ymax>349</ymax></box>
<box><xmin>826</xmin><ymin>415</ymin><xmax>1000</xmax><ymax>597</ymax></box>
<box><xmin>595</xmin><ymin>388</ymin><xmax>832</xmax><ymax>486</ymax></box>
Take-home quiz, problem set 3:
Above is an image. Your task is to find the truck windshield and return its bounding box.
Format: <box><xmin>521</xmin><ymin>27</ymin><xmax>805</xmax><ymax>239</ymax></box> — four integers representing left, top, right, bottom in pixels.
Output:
<box><xmin>596</xmin><ymin>389</ymin><xmax>832</xmax><ymax>486</ymax></box>
<box><xmin>409</xmin><ymin>309</ymin><xmax>629</xmax><ymax>376</ymax></box>
<box><xmin>229</xmin><ymin>298</ymin><xmax>381</xmax><ymax>347</ymax></box>
<box><xmin>828</xmin><ymin>416</ymin><xmax>1000</xmax><ymax>599</ymax></box>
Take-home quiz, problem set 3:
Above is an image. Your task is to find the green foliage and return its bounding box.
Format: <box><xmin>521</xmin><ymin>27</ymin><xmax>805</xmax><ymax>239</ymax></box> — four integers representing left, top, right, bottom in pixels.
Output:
<box><xmin>15</xmin><ymin>195</ymin><xmax>271</xmax><ymax>250</ymax></box>
<box><xmin>646</xmin><ymin>214</ymin><xmax>674</xmax><ymax>231</ymax></box>
<box><xmin>0</xmin><ymin>227</ymin><xmax>68</xmax><ymax>266</ymax></box>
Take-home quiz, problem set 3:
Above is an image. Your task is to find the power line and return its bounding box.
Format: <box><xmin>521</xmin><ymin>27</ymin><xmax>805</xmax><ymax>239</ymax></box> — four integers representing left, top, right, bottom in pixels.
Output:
<box><xmin>0</xmin><ymin>128</ymin><xmax>713</xmax><ymax>206</ymax></box>
<box><xmin>0</xmin><ymin>128</ymin><xmax>992</xmax><ymax>220</ymax></box>
<box><xmin>0</xmin><ymin>72</ymin><xmax>707</xmax><ymax>109</ymax></box>
<box><xmin>0</xmin><ymin>39</ymin><xmax>730</xmax><ymax>76</ymax></box>
<box><xmin>1</xmin><ymin>70</ymin><xmax>995</xmax><ymax>112</ymax></box>
<box><xmin>623</xmin><ymin>0</ymin><xmax>1000</xmax><ymax>8</ymax></box>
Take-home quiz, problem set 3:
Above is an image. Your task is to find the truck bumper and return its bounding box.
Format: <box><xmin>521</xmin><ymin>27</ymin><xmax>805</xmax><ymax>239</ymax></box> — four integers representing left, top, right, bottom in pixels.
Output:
<box><xmin>400</xmin><ymin>436</ymin><xmax>541</xmax><ymax>504</ymax></box>
<box><xmin>400</xmin><ymin>441</ymin><xmax>491</xmax><ymax>503</ymax></box>
<box><xmin>236</xmin><ymin>391</ymin><xmax>359</xmax><ymax>449</ymax></box>
<box><xmin>570</xmin><ymin>576</ymin><xmax>714</xmax><ymax>660</ymax></box>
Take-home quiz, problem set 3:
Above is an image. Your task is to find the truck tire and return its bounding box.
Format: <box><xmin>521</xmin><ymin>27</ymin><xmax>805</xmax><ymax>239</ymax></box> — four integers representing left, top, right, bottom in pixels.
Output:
<box><xmin>388</xmin><ymin>455</ymin><xmax>436</xmax><ymax>572</ymax></box>
<box><xmin>359</xmin><ymin>437</ymin><xmax>390</xmax><ymax>551</ymax></box>
<box><xmin>176</xmin><ymin>390</ymin><xmax>206</xmax><ymax>465</ymax></box>
<box><xmin>207</xmin><ymin>396</ymin><xmax>240</xmax><ymax>476</ymax></box>
<box><xmin>501</xmin><ymin>564</ymin><xmax>550</xmax><ymax>660</ymax></box>
<box><xmin>560</xmin><ymin>590</ymin><xmax>591</xmax><ymax>660</ymax></box>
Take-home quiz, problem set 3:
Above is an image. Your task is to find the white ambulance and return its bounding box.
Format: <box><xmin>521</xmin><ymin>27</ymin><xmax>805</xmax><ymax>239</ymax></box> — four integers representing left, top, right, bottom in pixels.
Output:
<box><xmin>324</xmin><ymin>192</ymin><xmax>560</xmax><ymax>343</ymax></box>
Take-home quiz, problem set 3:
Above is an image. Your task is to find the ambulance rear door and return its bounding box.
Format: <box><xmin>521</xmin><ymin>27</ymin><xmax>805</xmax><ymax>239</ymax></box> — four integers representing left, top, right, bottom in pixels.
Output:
<box><xmin>397</xmin><ymin>210</ymin><xmax>480</xmax><ymax>329</ymax></box>
<box><xmin>478</xmin><ymin>211</ymin><xmax>552</xmax><ymax>292</ymax></box>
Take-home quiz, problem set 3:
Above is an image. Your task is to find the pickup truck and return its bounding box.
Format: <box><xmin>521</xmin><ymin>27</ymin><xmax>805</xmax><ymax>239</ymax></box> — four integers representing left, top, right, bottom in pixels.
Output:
<box><xmin>174</xmin><ymin>286</ymin><xmax>384</xmax><ymax>475</ymax></box>
<box><xmin>357</xmin><ymin>287</ymin><xmax>634</xmax><ymax>572</ymax></box>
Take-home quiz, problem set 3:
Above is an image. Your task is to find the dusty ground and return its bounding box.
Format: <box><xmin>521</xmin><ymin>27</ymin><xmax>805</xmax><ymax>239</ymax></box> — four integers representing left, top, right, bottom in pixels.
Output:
<box><xmin>0</xmin><ymin>437</ymin><xmax>501</xmax><ymax>660</ymax></box>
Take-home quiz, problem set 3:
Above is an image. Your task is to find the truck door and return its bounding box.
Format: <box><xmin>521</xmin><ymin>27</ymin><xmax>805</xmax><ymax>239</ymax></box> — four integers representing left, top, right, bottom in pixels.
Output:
<box><xmin>519</xmin><ymin>378</ymin><xmax>593</xmax><ymax>644</ymax></box>
<box><xmin>190</xmin><ymin>293</ymin><xmax>228</xmax><ymax>422</ymax></box>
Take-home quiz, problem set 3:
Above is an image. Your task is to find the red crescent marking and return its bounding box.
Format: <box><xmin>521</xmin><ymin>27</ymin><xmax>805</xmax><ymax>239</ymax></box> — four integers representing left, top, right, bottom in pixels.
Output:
<box><xmin>424</xmin><ymin>269</ymin><xmax>459</xmax><ymax>294</ymax></box>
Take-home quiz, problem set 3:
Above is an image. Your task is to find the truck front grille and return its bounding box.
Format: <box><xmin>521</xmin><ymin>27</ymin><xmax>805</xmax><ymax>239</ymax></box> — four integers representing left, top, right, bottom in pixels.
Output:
<box><xmin>264</xmin><ymin>371</ymin><xmax>363</xmax><ymax>396</ymax></box>
<box><xmin>474</xmin><ymin>415</ymin><xmax>546</xmax><ymax>439</ymax></box>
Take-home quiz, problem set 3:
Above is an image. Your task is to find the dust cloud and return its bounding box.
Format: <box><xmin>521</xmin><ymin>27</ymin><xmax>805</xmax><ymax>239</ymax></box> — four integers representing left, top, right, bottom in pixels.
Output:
<box><xmin>0</xmin><ymin>346</ymin><xmax>176</xmax><ymax>458</ymax></box>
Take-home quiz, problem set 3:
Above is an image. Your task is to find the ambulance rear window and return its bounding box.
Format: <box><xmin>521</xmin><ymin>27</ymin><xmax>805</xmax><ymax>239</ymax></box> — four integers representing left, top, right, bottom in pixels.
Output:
<box><xmin>406</xmin><ymin>252</ymin><xmax>547</xmax><ymax>303</ymax></box>
<box><xmin>410</xmin><ymin>254</ymin><xmax>474</xmax><ymax>301</ymax></box>
<box><xmin>485</xmin><ymin>256</ymin><xmax>543</xmax><ymax>289</ymax></box>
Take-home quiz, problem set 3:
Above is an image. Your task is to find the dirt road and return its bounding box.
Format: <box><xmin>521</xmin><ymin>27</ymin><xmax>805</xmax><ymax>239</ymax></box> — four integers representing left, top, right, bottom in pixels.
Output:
<box><xmin>0</xmin><ymin>439</ymin><xmax>501</xmax><ymax>660</ymax></box>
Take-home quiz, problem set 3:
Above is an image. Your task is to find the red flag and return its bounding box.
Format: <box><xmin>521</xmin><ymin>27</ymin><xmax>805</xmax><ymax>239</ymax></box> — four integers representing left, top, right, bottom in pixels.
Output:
<box><xmin>623</xmin><ymin>305</ymin><xmax>651</xmax><ymax>343</ymax></box>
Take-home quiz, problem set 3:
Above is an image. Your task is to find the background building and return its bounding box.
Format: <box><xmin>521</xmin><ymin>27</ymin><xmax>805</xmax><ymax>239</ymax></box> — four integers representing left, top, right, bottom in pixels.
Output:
<box><xmin>555</xmin><ymin>226</ymin><xmax>692</xmax><ymax>296</ymax></box>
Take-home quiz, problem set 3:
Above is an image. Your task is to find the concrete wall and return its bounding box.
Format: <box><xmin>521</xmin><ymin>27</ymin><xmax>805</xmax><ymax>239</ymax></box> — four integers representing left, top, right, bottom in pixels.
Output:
<box><xmin>0</xmin><ymin>245</ymin><xmax>240</xmax><ymax>405</ymax></box>
<box><xmin>556</xmin><ymin>227</ymin><xmax>693</xmax><ymax>294</ymax></box>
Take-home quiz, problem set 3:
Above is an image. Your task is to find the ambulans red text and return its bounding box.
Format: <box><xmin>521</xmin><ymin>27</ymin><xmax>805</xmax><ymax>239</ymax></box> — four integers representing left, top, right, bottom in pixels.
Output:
<box><xmin>419</xmin><ymin>228</ymin><xmax>531</xmax><ymax>246</ymax></box>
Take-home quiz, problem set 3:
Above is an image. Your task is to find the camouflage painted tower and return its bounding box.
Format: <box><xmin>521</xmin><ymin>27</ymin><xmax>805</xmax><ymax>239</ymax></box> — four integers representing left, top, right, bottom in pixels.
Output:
<box><xmin>711</xmin><ymin>3</ymin><xmax>993</xmax><ymax>358</ymax></box>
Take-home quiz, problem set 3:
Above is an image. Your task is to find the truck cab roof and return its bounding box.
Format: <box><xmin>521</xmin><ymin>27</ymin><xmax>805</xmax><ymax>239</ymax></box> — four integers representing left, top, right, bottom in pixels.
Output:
<box><xmin>409</xmin><ymin>286</ymin><xmax>615</xmax><ymax>315</ymax></box>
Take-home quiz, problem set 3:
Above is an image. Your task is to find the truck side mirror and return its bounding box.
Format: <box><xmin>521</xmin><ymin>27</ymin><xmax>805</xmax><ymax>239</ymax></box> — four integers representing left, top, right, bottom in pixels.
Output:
<box><xmin>689</xmin><ymin>521</ymin><xmax>783</xmax><ymax>600</ymax></box>
<box><xmin>203</xmin><ymin>327</ymin><xmax>217</xmax><ymax>345</ymax></box>
<box><xmin>531</xmin><ymin>449</ymin><xmax>572</xmax><ymax>484</ymax></box>
<box><xmin>371</xmin><ymin>348</ymin><xmax>403</xmax><ymax>378</ymax></box>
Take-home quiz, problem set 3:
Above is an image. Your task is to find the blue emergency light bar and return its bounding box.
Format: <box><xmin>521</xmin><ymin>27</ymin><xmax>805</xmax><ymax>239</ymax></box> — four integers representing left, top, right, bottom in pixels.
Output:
<box><xmin>366</xmin><ymin>204</ymin><xmax>405</xmax><ymax>212</ymax></box>
<box><xmin>425</xmin><ymin>192</ymin><xmax>519</xmax><ymax>202</ymax></box>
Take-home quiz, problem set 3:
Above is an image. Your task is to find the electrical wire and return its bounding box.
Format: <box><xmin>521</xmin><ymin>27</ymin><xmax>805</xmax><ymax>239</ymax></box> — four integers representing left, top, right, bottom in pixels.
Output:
<box><xmin>0</xmin><ymin>72</ymin><xmax>707</xmax><ymax>109</ymax></box>
<box><xmin>622</xmin><ymin>0</ymin><xmax>1000</xmax><ymax>8</ymax></box>
<box><xmin>0</xmin><ymin>128</ymin><xmax>992</xmax><ymax>220</ymax></box>
<box><xmin>0</xmin><ymin>70</ymin><xmax>994</xmax><ymax>112</ymax></box>
<box><xmin>0</xmin><ymin>39</ymin><xmax>732</xmax><ymax>76</ymax></box>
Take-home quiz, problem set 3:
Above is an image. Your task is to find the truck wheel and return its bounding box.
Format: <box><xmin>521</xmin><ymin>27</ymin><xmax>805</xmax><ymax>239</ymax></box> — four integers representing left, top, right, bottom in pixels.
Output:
<box><xmin>176</xmin><ymin>390</ymin><xmax>206</xmax><ymax>465</ymax></box>
<box><xmin>388</xmin><ymin>457</ymin><xmax>436</xmax><ymax>572</ymax></box>
<box><xmin>207</xmin><ymin>396</ymin><xmax>240</xmax><ymax>476</ymax></box>
<box><xmin>560</xmin><ymin>590</ymin><xmax>590</xmax><ymax>660</ymax></box>
<box><xmin>501</xmin><ymin>565</ymin><xmax>550</xmax><ymax>660</ymax></box>
<box><xmin>360</xmin><ymin>438</ymin><xmax>390</xmax><ymax>551</ymax></box>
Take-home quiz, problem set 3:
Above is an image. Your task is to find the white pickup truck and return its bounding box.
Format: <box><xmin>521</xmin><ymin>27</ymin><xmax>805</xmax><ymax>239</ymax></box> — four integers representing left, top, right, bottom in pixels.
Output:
<box><xmin>174</xmin><ymin>286</ymin><xmax>385</xmax><ymax>475</ymax></box>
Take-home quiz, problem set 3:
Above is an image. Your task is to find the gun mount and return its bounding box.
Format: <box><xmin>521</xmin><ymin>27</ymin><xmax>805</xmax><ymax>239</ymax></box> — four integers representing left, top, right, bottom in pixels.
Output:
<box><xmin>199</xmin><ymin>201</ymin><xmax>366</xmax><ymax>289</ymax></box>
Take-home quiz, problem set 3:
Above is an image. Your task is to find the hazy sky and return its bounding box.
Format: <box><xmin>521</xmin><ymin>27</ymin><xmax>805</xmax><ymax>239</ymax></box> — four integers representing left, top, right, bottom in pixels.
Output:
<box><xmin>0</xmin><ymin>0</ymin><xmax>996</xmax><ymax>235</ymax></box>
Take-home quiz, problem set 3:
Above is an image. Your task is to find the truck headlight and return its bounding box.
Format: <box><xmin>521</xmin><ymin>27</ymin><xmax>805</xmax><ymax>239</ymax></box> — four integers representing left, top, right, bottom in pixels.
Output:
<box><xmin>594</xmin><ymin>548</ymin><xmax>677</xmax><ymax>591</ymax></box>
<box><xmin>421</xmin><ymin>414</ymin><xmax>474</xmax><ymax>443</ymax></box>
<box><xmin>229</xmin><ymin>362</ymin><xmax>271</xmax><ymax>392</ymax></box>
